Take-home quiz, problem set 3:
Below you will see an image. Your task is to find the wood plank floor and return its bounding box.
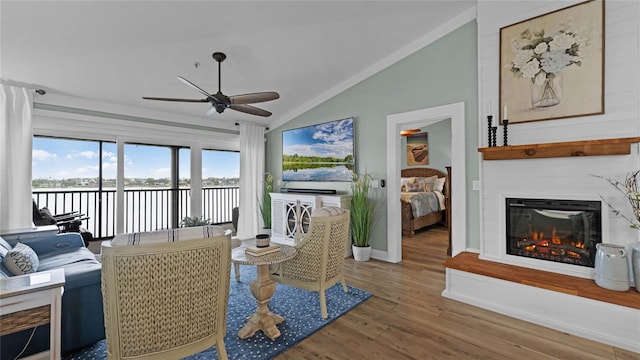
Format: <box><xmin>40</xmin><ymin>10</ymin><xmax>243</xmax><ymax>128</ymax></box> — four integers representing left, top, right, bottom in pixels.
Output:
<box><xmin>276</xmin><ymin>225</ymin><xmax>639</xmax><ymax>360</ymax></box>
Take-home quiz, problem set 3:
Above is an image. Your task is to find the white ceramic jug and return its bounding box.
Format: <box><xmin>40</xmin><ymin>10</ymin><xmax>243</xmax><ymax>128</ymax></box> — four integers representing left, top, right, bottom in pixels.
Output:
<box><xmin>632</xmin><ymin>247</ymin><xmax>640</xmax><ymax>292</ymax></box>
<box><xmin>594</xmin><ymin>243</ymin><xmax>630</xmax><ymax>291</ymax></box>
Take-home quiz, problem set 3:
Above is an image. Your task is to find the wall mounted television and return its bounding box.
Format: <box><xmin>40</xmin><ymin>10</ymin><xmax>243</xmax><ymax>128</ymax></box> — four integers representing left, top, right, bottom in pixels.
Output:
<box><xmin>282</xmin><ymin>117</ymin><xmax>355</xmax><ymax>182</ymax></box>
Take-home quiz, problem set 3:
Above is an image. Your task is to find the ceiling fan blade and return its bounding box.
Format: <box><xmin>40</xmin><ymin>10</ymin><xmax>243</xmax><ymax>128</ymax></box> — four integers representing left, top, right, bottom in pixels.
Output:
<box><xmin>229</xmin><ymin>104</ymin><xmax>272</xmax><ymax>117</ymax></box>
<box><xmin>229</xmin><ymin>92</ymin><xmax>280</xmax><ymax>105</ymax></box>
<box><xmin>142</xmin><ymin>97</ymin><xmax>208</xmax><ymax>103</ymax></box>
<box><xmin>177</xmin><ymin>76</ymin><xmax>214</xmax><ymax>99</ymax></box>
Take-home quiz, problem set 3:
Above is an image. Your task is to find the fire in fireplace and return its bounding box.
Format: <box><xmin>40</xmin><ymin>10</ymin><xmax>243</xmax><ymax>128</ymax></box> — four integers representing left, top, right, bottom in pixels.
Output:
<box><xmin>506</xmin><ymin>198</ymin><xmax>601</xmax><ymax>267</ymax></box>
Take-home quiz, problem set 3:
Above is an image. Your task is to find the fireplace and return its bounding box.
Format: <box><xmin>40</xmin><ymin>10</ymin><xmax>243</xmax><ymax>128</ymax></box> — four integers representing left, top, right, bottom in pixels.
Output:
<box><xmin>506</xmin><ymin>198</ymin><xmax>602</xmax><ymax>267</ymax></box>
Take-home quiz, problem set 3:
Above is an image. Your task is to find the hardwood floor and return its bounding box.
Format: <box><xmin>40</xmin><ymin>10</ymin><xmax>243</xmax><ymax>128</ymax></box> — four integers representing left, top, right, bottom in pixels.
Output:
<box><xmin>276</xmin><ymin>225</ymin><xmax>638</xmax><ymax>360</ymax></box>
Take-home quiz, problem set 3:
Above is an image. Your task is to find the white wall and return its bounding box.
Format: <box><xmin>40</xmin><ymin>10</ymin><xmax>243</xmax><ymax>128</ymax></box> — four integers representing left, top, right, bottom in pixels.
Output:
<box><xmin>33</xmin><ymin>93</ymin><xmax>240</xmax><ymax>150</ymax></box>
<box><xmin>478</xmin><ymin>1</ymin><xmax>640</xmax><ymax>277</ymax></box>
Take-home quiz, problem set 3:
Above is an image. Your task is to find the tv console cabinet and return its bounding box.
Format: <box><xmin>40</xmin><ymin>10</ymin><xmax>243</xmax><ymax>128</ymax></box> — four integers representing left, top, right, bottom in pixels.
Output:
<box><xmin>270</xmin><ymin>192</ymin><xmax>350</xmax><ymax>247</ymax></box>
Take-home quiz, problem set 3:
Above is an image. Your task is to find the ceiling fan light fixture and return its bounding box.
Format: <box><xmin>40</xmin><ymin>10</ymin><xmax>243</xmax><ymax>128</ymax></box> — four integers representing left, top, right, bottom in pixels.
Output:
<box><xmin>142</xmin><ymin>51</ymin><xmax>279</xmax><ymax>118</ymax></box>
<box><xmin>400</xmin><ymin>129</ymin><xmax>421</xmax><ymax>136</ymax></box>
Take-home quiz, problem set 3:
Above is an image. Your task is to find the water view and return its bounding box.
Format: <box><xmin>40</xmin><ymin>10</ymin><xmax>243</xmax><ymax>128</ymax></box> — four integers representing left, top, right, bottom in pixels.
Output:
<box><xmin>282</xmin><ymin>164</ymin><xmax>353</xmax><ymax>182</ymax></box>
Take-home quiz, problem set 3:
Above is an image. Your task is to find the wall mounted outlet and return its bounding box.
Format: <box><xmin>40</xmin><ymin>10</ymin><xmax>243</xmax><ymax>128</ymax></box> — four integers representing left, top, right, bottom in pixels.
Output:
<box><xmin>371</xmin><ymin>179</ymin><xmax>380</xmax><ymax>188</ymax></box>
<box><xmin>472</xmin><ymin>180</ymin><xmax>480</xmax><ymax>191</ymax></box>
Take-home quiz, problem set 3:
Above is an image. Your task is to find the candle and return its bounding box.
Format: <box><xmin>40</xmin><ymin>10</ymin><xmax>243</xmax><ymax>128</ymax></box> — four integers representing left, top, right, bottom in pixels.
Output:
<box><xmin>503</xmin><ymin>104</ymin><xmax>508</xmax><ymax>120</ymax></box>
<box><xmin>488</xmin><ymin>102</ymin><xmax>492</xmax><ymax>117</ymax></box>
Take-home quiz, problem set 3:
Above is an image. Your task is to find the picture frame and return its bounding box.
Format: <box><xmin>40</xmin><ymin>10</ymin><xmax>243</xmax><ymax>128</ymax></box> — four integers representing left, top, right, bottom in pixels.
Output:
<box><xmin>499</xmin><ymin>0</ymin><xmax>604</xmax><ymax>124</ymax></box>
<box><xmin>406</xmin><ymin>132</ymin><xmax>429</xmax><ymax>166</ymax></box>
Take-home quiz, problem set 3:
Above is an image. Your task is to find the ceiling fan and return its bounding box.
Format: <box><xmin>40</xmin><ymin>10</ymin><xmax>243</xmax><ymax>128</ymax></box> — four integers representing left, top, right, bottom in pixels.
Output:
<box><xmin>143</xmin><ymin>52</ymin><xmax>279</xmax><ymax>117</ymax></box>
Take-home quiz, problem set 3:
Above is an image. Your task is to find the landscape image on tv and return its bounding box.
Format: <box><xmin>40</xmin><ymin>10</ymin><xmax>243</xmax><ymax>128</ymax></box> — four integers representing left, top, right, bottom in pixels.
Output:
<box><xmin>282</xmin><ymin>117</ymin><xmax>355</xmax><ymax>182</ymax></box>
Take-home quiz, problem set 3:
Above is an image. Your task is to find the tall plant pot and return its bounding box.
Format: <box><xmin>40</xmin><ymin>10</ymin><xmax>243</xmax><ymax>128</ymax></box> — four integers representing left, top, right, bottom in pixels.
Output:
<box><xmin>352</xmin><ymin>245</ymin><xmax>371</xmax><ymax>262</ymax></box>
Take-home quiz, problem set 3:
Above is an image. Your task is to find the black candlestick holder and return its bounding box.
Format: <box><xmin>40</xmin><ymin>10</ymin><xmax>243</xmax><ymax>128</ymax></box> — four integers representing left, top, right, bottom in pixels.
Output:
<box><xmin>491</xmin><ymin>126</ymin><xmax>497</xmax><ymax>147</ymax></box>
<box><xmin>487</xmin><ymin>115</ymin><xmax>493</xmax><ymax>147</ymax></box>
<box><xmin>502</xmin><ymin>119</ymin><xmax>509</xmax><ymax>146</ymax></box>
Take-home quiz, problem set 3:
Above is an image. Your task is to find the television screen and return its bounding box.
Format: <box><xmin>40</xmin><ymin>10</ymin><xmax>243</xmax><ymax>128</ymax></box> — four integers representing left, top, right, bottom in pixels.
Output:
<box><xmin>282</xmin><ymin>117</ymin><xmax>355</xmax><ymax>182</ymax></box>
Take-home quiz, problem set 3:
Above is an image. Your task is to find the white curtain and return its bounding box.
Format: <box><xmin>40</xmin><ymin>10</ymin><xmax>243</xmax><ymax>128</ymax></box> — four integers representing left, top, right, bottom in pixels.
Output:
<box><xmin>0</xmin><ymin>85</ymin><xmax>34</xmax><ymax>231</ymax></box>
<box><xmin>237</xmin><ymin>124</ymin><xmax>265</xmax><ymax>240</ymax></box>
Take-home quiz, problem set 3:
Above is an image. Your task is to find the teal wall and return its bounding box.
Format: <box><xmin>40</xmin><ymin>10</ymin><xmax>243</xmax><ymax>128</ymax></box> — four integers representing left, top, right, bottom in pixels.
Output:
<box><xmin>401</xmin><ymin>118</ymin><xmax>452</xmax><ymax>174</ymax></box>
<box><xmin>267</xmin><ymin>20</ymin><xmax>479</xmax><ymax>251</ymax></box>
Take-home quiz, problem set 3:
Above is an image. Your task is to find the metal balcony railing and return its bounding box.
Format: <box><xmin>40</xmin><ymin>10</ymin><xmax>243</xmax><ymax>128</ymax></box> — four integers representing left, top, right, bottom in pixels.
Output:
<box><xmin>32</xmin><ymin>187</ymin><xmax>239</xmax><ymax>239</ymax></box>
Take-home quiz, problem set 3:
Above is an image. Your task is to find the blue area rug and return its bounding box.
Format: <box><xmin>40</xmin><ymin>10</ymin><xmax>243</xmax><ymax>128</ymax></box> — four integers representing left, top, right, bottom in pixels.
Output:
<box><xmin>63</xmin><ymin>265</ymin><xmax>371</xmax><ymax>360</ymax></box>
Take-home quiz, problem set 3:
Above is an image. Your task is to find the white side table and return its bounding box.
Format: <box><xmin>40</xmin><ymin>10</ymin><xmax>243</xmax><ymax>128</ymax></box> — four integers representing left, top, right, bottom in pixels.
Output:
<box><xmin>0</xmin><ymin>269</ymin><xmax>65</xmax><ymax>359</ymax></box>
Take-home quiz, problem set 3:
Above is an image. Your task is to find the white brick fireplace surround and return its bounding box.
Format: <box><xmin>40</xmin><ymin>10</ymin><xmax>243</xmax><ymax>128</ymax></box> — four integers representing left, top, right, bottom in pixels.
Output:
<box><xmin>444</xmin><ymin>0</ymin><xmax>640</xmax><ymax>354</ymax></box>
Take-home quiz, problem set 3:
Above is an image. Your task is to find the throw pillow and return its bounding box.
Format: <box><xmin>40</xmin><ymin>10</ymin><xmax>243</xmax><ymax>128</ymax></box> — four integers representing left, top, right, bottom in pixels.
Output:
<box><xmin>403</xmin><ymin>182</ymin><xmax>424</xmax><ymax>192</ymax></box>
<box><xmin>400</xmin><ymin>177</ymin><xmax>414</xmax><ymax>188</ymax></box>
<box><xmin>4</xmin><ymin>243</ymin><xmax>39</xmax><ymax>275</ymax></box>
<box><xmin>0</xmin><ymin>236</ymin><xmax>11</xmax><ymax>258</ymax></box>
<box><xmin>433</xmin><ymin>177</ymin><xmax>446</xmax><ymax>193</ymax></box>
<box><xmin>111</xmin><ymin>225</ymin><xmax>228</xmax><ymax>246</ymax></box>
<box><xmin>311</xmin><ymin>206</ymin><xmax>345</xmax><ymax>217</ymax></box>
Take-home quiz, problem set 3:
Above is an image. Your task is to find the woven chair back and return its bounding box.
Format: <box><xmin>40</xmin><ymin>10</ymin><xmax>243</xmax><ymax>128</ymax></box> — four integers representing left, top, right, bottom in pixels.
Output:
<box><xmin>101</xmin><ymin>235</ymin><xmax>231</xmax><ymax>360</ymax></box>
<box><xmin>278</xmin><ymin>210</ymin><xmax>349</xmax><ymax>287</ymax></box>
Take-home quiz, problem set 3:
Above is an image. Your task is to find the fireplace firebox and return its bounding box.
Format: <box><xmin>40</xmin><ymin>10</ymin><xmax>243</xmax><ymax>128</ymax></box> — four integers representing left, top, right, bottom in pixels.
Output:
<box><xmin>506</xmin><ymin>198</ymin><xmax>601</xmax><ymax>267</ymax></box>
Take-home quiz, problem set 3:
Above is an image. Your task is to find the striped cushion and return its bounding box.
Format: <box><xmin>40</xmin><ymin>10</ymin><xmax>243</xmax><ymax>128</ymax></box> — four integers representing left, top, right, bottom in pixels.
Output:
<box><xmin>111</xmin><ymin>225</ymin><xmax>228</xmax><ymax>246</ymax></box>
<box><xmin>311</xmin><ymin>206</ymin><xmax>345</xmax><ymax>217</ymax></box>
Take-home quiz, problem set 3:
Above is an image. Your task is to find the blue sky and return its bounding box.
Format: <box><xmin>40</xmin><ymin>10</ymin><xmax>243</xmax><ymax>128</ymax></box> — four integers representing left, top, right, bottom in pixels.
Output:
<box><xmin>32</xmin><ymin>137</ymin><xmax>239</xmax><ymax>179</ymax></box>
<box><xmin>282</xmin><ymin>118</ymin><xmax>354</xmax><ymax>158</ymax></box>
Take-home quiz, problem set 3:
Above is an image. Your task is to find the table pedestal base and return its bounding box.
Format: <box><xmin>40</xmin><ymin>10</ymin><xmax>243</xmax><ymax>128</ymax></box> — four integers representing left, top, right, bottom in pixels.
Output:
<box><xmin>237</xmin><ymin>264</ymin><xmax>285</xmax><ymax>340</ymax></box>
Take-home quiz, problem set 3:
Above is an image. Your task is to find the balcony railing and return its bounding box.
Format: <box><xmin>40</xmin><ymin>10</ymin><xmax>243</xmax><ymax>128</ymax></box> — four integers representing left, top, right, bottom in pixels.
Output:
<box><xmin>32</xmin><ymin>187</ymin><xmax>239</xmax><ymax>239</ymax></box>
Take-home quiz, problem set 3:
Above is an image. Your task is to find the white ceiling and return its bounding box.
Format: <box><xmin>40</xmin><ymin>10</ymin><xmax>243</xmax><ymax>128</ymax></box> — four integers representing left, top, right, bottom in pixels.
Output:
<box><xmin>1</xmin><ymin>1</ymin><xmax>475</xmax><ymax>129</ymax></box>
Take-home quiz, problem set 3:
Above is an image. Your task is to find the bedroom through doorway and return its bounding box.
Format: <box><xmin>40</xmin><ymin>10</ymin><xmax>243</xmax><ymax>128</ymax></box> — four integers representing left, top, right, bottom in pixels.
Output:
<box><xmin>400</xmin><ymin>119</ymin><xmax>452</xmax><ymax>260</ymax></box>
<box><xmin>386</xmin><ymin>102</ymin><xmax>466</xmax><ymax>263</ymax></box>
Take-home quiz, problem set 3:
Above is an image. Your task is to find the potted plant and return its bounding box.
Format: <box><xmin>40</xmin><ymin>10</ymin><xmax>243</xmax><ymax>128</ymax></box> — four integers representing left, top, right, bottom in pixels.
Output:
<box><xmin>259</xmin><ymin>172</ymin><xmax>274</xmax><ymax>235</ymax></box>
<box><xmin>350</xmin><ymin>173</ymin><xmax>377</xmax><ymax>261</ymax></box>
<box><xmin>180</xmin><ymin>216</ymin><xmax>211</xmax><ymax>228</ymax></box>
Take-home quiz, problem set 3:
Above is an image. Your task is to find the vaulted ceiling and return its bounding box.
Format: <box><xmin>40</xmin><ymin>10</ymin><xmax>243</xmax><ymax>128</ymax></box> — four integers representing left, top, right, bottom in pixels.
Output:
<box><xmin>1</xmin><ymin>1</ymin><xmax>475</xmax><ymax>129</ymax></box>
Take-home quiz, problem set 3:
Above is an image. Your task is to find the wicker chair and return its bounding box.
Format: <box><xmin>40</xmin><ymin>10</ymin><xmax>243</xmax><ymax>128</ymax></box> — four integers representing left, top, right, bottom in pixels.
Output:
<box><xmin>269</xmin><ymin>206</ymin><xmax>350</xmax><ymax>319</ymax></box>
<box><xmin>101</xmin><ymin>234</ymin><xmax>231</xmax><ymax>360</ymax></box>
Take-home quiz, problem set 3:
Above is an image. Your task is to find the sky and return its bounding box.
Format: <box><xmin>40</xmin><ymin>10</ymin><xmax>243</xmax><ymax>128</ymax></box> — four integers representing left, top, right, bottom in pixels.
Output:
<box><xmin>282</xmin><ymin>117</ymin><xmax>354</xmax><ymax>158</ymax></box>
<box><xmin>32</xmin><ymin>137</ymin><xmax>239</xmax><ymax>179</ymax></box>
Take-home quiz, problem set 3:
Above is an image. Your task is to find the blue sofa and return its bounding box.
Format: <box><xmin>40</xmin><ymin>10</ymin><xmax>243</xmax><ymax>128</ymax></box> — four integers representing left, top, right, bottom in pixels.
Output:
<box><xmin>0</xmin><ymin>233</ymin><xmax>104</xmax><ymax>359</ymax></box>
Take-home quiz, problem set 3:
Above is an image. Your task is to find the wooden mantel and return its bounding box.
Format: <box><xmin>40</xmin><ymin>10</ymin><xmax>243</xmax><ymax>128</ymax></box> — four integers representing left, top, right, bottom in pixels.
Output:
<box><xmin>478</xmin><ymin>137</ymin><xmax>640</xmax><ymax>161</ymax></box>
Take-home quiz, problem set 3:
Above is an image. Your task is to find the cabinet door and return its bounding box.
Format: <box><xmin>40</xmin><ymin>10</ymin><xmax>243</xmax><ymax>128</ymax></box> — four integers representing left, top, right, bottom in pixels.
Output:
<box><xmin>271</xmin><ymin>198</ymin><xmax>284</xmax><ymax>238</ymax></box>
<box><xmin>284</xmin><ymin>200</ymin><xmax>314</xmax><ymax>241</ymax></box>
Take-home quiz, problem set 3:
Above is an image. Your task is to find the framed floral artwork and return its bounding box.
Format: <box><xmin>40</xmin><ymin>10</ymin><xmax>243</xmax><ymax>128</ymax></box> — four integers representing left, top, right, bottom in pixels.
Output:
<box><xmin>406</xmin><ymin>132</ymin><xmax>428</xmax><ymax>166</ymax></box>
<box><xmin>499</xmin><ymin>0</ymin><xmax>604</xmax><ymax>124</ymax></box>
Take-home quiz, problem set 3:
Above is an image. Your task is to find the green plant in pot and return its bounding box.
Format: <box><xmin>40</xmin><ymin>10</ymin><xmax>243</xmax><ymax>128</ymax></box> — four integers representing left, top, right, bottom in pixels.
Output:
<box><xmin>259</xmin><ymin>172</ymin><xmax>274</xmax><ymax>235</ymax></box>
<box><xmin>350</xmin><ymin>173</ymin><xmax>377</xmax><ymax>261</ymax></box>
<box><xmin>180</xmin><ymin>216</ymin><xmax>211</xmax><ymax>228</ymax></box>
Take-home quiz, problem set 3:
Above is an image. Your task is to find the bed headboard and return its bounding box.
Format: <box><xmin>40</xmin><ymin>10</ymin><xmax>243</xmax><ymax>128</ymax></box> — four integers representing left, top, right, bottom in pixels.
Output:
<box><xmin>401</xmin><ymin>167</ymin><xmax>446</xmax><ymax>179</ymax></box>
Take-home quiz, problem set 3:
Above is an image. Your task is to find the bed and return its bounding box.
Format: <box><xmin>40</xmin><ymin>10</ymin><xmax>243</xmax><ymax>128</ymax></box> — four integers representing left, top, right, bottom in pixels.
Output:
<box><xmin>400</xmin><ymin>167</ymin><xmax>451</xmax><ymax>245</ymax></box>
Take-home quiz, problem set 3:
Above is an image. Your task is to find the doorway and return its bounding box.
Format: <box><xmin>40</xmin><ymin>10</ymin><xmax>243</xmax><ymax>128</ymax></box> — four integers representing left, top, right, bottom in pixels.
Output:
<box><xmin>385</xmin><ymin>102</ymin><xmax>466</xmax><ymax>263</ymax></box>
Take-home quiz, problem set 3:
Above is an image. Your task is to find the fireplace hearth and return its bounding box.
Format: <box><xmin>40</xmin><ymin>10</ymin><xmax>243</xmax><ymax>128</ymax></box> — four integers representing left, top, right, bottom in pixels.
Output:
<box><xmin>506</xmin><ymin>198</ymin><xmax>601</xmax><ymax>267</ymax></box>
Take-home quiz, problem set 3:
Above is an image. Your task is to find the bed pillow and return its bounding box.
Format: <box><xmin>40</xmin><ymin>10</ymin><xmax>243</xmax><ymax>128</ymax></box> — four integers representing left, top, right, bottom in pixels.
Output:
<box><xmin>400</xmin><ymin>177</ymin><xmax>414</xmax><ymax>189</ymax></box>
<box><xmin>402</xmin><ymin>182</ymin><xmax>424</xmax><ymax>192</ymax></box>
<box><xmin>433</xmin><ymin>177</ymin><xmax>446</xmax><ymax>193</ymax></box>
<box><xmin>414</xmin><ymin>175</ymin><xmax>438</xmax><ymax>191</ymax></box>
<box><xmin>4</xmin><ymin>243</ymin><xmax>39</xmax><ymax>275</ymax></box>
